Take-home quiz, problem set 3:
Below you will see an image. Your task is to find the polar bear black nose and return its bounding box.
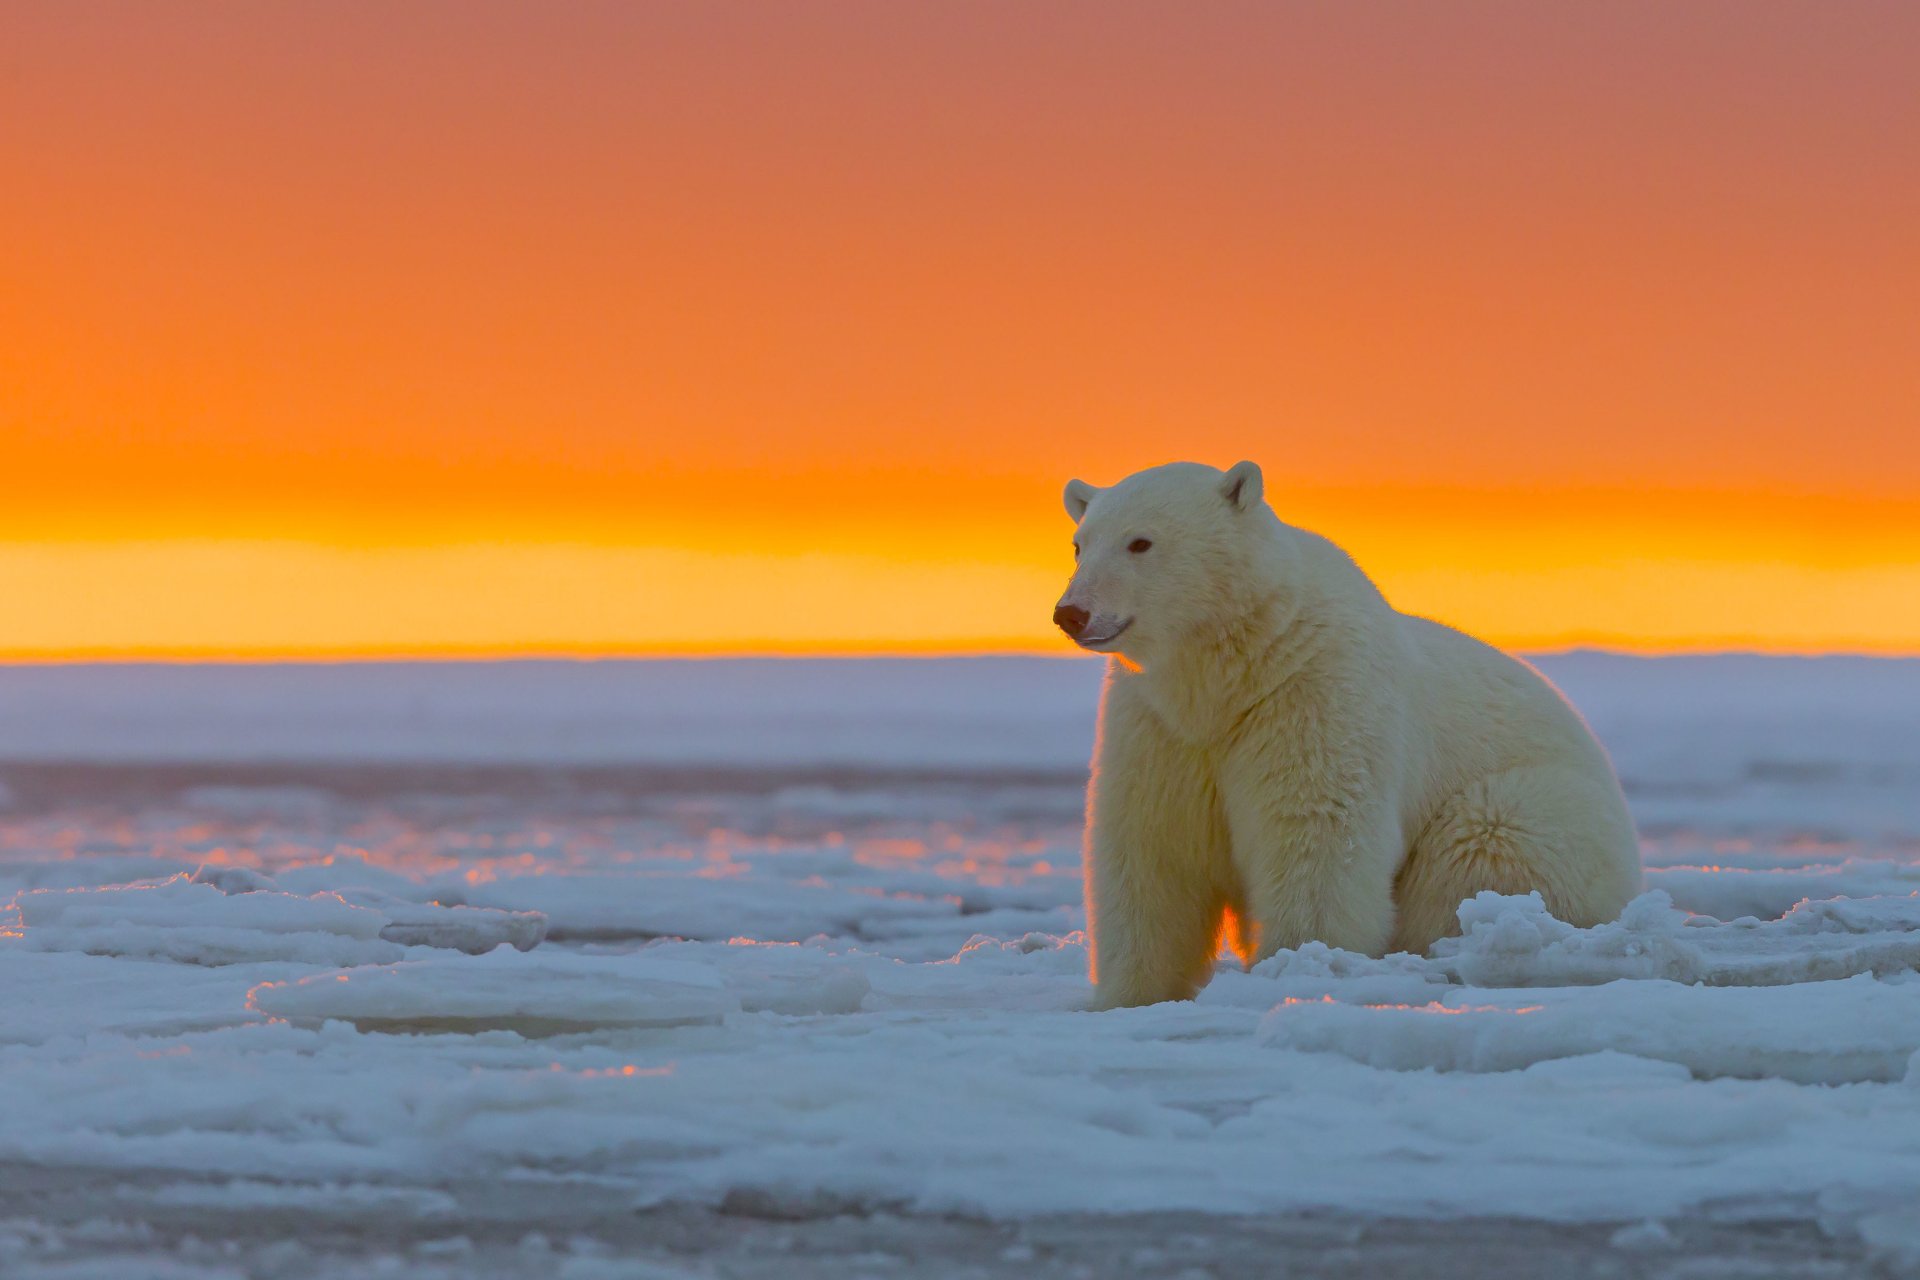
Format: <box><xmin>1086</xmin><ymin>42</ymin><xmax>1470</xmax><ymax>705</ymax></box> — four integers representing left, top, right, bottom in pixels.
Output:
<box><xmin>1053</xmin><ymin>604</ymin><xmax>1090</xmax><ymax>639</ymax></box>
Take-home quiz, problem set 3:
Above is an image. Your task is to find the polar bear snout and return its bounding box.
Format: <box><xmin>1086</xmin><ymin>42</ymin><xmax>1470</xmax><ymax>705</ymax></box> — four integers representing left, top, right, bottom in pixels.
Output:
<box><xmin>1054</xmin><ymin>599</ymin><xmax>1131</xmax><ymax>650</ymax></box>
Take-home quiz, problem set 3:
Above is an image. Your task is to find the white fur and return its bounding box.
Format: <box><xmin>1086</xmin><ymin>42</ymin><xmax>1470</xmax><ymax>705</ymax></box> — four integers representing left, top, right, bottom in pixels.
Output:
<box><xmin>1056</xmin><ymin>461</ymin><xmax>1643</xmax><ymax>1008</ymax></box>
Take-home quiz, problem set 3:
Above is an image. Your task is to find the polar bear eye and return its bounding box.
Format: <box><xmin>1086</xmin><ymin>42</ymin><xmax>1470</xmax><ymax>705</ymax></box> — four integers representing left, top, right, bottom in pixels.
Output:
<box><xmin>1128</xmin><ymin>538</ymin><xmax>1153</xmax><ymax>554</ymax></box>
<box><xmin>1072</xmin><ymin>542</ymin><xmax>1081</xmax><ymax>559</ymax></box>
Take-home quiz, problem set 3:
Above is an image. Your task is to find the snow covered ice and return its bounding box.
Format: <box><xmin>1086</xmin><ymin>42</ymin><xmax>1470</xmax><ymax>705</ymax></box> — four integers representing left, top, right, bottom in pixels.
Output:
<box><xmin>5</xmin><ymin>654</ymin><xmax>1920</xmax><ymax>1271</ymax></box>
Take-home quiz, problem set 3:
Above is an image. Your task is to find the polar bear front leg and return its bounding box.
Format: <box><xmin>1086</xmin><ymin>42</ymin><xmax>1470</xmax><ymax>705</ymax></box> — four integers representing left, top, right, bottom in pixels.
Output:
<box><xmin>1226</xmin><ymin>800</ymin><xmax>1401</xmax><ymax>960</ymax></box>
<box><xmin>1084</xmin><ymin>681</ymin><xmax>1231</xmax><ymax>1009</ymax></box>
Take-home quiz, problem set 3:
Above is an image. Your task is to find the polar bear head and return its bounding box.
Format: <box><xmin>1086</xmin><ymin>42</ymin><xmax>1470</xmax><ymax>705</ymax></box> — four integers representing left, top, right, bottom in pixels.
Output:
<box><xmin>1054</xmin><ymin>460</ymin><xmax>1271</xmax><ymax>663</ymax></box>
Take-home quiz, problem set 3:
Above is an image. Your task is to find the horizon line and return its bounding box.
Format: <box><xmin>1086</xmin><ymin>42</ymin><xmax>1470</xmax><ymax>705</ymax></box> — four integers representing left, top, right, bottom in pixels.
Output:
<box><xmin>4</xmin><ymin>641</ymin><xmax>1919</xmax><ymax>667</ymax></box>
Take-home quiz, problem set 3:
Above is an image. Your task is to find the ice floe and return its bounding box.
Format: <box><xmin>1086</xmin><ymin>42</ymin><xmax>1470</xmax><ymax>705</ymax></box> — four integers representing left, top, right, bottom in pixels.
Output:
<box><xmin>14</xmin><ymin>869</ymin><xmax>544</xmax><ymax>966</ymax></box>
<box><xmin>5</xmin><ymin>655</ymin><xmax>1920</xmax><ymax>1242</ymax></box>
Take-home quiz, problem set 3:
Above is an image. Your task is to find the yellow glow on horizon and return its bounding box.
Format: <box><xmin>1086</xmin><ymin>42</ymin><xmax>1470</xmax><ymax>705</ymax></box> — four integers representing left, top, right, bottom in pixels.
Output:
<box><xmin>9</xmin><ymin>494</ymin><xmax>1919</xmax><ymax>660</ymax></box>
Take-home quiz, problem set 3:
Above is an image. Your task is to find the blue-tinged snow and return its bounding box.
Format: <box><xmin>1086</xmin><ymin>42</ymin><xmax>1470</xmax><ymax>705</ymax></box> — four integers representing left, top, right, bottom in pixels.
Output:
<box><xmin>3</xmin><ymin>654</ymin><xmax>1920</xmax><ymax>1249</ymax></box>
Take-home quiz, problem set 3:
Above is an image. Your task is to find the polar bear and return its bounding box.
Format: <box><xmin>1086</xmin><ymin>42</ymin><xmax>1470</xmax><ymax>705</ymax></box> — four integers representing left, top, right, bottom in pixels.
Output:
<box><xmin>1055</xmin><ymin>460</ymin><xmax>1642</xmax><ymax>1008</ymax></box>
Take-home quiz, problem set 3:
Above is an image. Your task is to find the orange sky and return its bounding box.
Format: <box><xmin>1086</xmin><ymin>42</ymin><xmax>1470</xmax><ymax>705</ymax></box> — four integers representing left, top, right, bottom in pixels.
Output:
<box><xmin>4</xmin><ymin>3</ymin><xmax>1918</xmax><ymax>657</ymax></box>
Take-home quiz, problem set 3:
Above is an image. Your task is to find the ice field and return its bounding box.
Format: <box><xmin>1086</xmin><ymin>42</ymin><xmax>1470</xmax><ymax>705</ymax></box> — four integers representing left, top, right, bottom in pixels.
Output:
<box><xmin>5</xmin><ymin>654</ymin><xmax>1920</xmax><ymax>1274</ymax></box>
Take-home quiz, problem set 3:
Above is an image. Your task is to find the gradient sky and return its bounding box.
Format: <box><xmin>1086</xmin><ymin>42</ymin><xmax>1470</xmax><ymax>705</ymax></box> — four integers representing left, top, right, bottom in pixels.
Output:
<box><xmin>5</xmin><ymin>3</ymin><xmax>1918</xmax><ymax>657</ymax></box>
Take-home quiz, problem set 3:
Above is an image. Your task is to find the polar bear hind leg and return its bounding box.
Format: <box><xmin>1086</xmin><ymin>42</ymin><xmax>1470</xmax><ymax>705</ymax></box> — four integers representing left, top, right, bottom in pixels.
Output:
<box><xmin>1389</xmin><ymin>765</ymin><xmax>1642</xmax><ymax>955</ymax></box>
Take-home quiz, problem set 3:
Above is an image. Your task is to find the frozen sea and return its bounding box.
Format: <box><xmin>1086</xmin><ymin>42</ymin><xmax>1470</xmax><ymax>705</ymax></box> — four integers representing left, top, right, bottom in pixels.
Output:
<box><xmin>4</xmin><ymin>654</ymin><xmax>1920</xmax><ymax>1277</ymax></box>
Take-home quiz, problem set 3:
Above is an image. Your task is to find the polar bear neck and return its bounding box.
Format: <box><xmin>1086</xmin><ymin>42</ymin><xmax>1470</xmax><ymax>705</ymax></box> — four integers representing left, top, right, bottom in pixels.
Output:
<box><xmin>1131</xmin><ymin>526</ymin><xmax>1390</xmax><ymax>746</ymax></box>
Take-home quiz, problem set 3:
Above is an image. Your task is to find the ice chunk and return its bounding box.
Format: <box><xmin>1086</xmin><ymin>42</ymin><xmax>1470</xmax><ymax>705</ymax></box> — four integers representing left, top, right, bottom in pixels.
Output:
<box><xmin>190</xmin><ymin>864</ymin><xmax>281</xmax><ymax>895</ymax></box>
<box><xmin>15</xmin><ymin>876</ymin><xmax>404</xmax><ymax>968</ymax></box>
<box><xmin>15</xmin><ymin>873</ymin><xmax>546</xmax><ymax>965</ymax></box>
<box><xmin>0</xmin><ymin>950</ymin><xmax>272</xmax><ymax>1045</ymax></box>
<box><xmin>1651</xmin><ymin>859</ymin><xmax>1920</xmax><ymax>922</ymax></box>
<box><xmin>265</xmin><ymin>868</ymin><xmax>550</xmax><ymax>954</ymax></box>
<box><xmin>1258</xmin><ymin>972</ymin><xmax>1920</xmax><ymax>1083</ymax></box>
<box><xmin>1608</xmin><ymin>1219</ymin><xmax>1676</xmax><ymax>1251</ymax></box>
<box><xmin>372</xmin><ymin>900</ymin><xmax>547</xmax><ymax>954</ymax></box>
<box><xmin>1221</xmin><ymin>940</ymin><xmax>1448</xmax><ymax>1008</ymax></box>
<box><xmin>1433</xmin><ymin>890</ymin><xmax>1920</xmax><ymax>987</ymax></box>
<box><xmin>249</xmin><ymin>949</ymin><xmax>737</xmax><ymax>1033</ymax></box>
<box><xmin>443</xmin><ymin>869</ymin><xmax>956</xmax><ymax>946</ymax></box>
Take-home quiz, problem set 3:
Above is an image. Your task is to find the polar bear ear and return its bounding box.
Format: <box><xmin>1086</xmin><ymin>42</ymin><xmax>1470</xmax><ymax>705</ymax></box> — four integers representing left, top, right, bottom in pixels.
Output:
<box><xmin>1063</xmin><ymin>478</ymin><xmax>1098</xmax><ymax>522</ymax></box>
<box><xmin>1221</xmin><ymin>461</ymin><xmax>1263</xmax><ymax>512</ymax></box>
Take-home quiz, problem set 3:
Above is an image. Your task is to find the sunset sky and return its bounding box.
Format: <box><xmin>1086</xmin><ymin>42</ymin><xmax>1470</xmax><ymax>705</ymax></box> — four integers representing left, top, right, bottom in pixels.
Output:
<box><xmin>4</xmin><ymin>3</ymin><xmax>1917</xmax><ymax>658</ymax></box>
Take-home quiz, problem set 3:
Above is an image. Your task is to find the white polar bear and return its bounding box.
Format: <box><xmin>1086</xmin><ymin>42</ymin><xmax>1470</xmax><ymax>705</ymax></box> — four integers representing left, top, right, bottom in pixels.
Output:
<box><xmin>1054</xmin><ymin>460</ymin><xmax>1642</xmax><ymax>1008</ymax></box>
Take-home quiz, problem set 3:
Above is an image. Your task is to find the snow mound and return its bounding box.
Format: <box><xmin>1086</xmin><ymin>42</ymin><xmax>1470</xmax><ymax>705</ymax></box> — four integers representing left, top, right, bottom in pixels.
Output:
<box><xmin>12</xmin><ymin>871</ymin><xmax>545</xmax><ymax>965</ymax></box>
<box><xmin>249</xmin><ymin>949</ymin><xmax>737</xmax><ymax>1033</ymax></box>
<box><xmin>1201</xmin><ymin>941</ymin><xmax>1448</xmax><ymax>1009</ymax></box>
<box><xmin>1258</xmin><ymin>972</ymin><xmax>1920</xmax><ymax>1083</ymax></box>
<box><xmin>1225</xmin><ymin>894</ymin><xmax>1920</xmax><ymax>1085</ymax></box>
<box><xmin>1434</xmin><ymin>889</ymin><xmax>1920</xmax><ymax>987</ymax></box>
